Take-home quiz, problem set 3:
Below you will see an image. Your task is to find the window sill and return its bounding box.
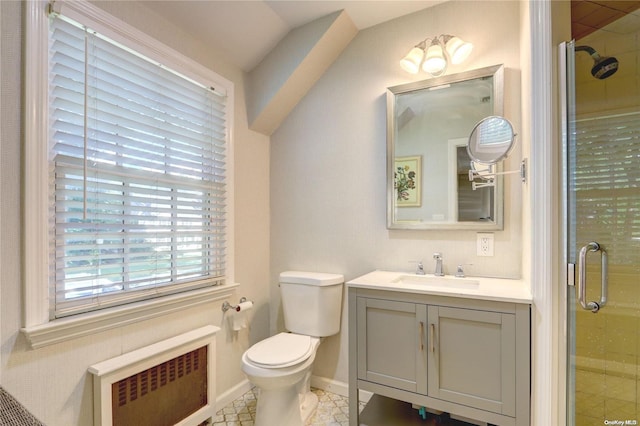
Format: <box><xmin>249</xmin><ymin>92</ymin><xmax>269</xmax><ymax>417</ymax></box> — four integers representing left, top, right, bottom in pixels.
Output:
<box><xmin>21</xmin><ymin>283</ymin><xmax>239</xmax><ymax>350</ymax></box>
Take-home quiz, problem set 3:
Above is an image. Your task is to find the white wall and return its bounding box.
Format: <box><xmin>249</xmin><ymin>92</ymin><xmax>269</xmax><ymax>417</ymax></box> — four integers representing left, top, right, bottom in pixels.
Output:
<box><xmin>270</xmin><ymin>0</ymin><xmax>523</xmax><ymax>387</ymax></box>
<box><xmin>0</xmin><ymin>1</ymin><xmax>271</xmax><ymax>424</ymax></box>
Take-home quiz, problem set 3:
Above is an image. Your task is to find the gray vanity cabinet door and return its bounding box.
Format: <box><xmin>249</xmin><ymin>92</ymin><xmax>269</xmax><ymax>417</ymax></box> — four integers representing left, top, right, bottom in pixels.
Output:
<box><xmin>356</xmin><ymin>297</ymin><xmax>428</xmax><ymax>394</ymax></box>
<box><xmin>427</xmin><ymin>306</ymin><xmax>516</xmax><ymax>416</ymax></box>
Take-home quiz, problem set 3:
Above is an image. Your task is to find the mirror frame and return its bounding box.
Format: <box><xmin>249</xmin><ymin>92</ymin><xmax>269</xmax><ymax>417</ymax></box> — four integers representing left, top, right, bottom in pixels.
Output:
<box><xmin>386</xmin><ymin>64</ymin><xmax>505</xmax><ymax>230</ymax></box>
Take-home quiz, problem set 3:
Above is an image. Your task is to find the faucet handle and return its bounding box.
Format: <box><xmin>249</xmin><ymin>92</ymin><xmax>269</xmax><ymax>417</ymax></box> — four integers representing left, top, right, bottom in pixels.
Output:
<box><xmin>455</xmin><ymin>263</ymin><xmax>473</xmax><ymax>278</ymax></box>
<box><xmin>409</xmin><ymin>260</ymin><xmax>426</xmax><ymax>275</ymax></box>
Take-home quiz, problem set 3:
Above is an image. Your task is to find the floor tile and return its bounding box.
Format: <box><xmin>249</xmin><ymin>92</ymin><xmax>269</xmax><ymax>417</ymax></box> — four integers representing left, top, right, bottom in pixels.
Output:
<box><xmin>214</xmin><ymin>387</ymin><xmax>351</xmax><ymax>426</ymax></box>
<box><xmin>214</xmin><ymin>387</ymin><xmax>477</xmax><ymax>425</ymax></box>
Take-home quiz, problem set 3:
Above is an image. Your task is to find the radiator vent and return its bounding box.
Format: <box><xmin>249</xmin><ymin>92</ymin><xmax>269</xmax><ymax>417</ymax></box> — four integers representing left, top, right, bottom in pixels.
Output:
<box><xmin>111</xmin><ymin>346</ymin><xmax>207</xmax><ymax>426</ymax></box>
<box><xmin>89</xmin><ymin>325</ymin><xmax>219</xmax><ymax>426</ymax></box>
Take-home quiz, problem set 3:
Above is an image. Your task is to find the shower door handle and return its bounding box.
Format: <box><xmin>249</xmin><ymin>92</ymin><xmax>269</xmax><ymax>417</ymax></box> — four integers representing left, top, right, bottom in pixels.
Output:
<box><xmin>577</xmin><ymin>242</ymin><xmax>608</xmax><ymax>313</ymax></box>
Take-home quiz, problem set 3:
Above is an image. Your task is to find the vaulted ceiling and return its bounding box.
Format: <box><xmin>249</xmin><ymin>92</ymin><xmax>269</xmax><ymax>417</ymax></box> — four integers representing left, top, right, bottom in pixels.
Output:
<box><xmin>148</xmin><ymin>1</ymin><xmax>640</xmax><ymax>70</ymax></box>
<box><xmin>147</xmin><ymin>0</ymin><xmax>444</xmax><ymax>72</ymax></box>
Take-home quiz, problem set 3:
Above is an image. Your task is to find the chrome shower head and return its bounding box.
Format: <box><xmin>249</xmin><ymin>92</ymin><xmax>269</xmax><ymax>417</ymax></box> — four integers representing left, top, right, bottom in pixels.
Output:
<box><xmin>575</xmin><ymin>45</ymin><xmax>619</xmax><ymax>79</ymax></box>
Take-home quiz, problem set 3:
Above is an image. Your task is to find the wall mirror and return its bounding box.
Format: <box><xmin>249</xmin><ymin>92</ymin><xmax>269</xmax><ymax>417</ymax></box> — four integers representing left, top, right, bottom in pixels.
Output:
<box><xmin>386</xmin><ymin>64</ymin><xmax>504</xmax><ymax>230</ymax></box>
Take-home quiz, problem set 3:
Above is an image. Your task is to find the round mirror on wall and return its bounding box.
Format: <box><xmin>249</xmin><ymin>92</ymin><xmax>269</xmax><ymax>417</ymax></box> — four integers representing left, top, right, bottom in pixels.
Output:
<box><xmin>467</xmin><ymin>116</ymin><xmax>516</xmax><ymax>164</ymax></box>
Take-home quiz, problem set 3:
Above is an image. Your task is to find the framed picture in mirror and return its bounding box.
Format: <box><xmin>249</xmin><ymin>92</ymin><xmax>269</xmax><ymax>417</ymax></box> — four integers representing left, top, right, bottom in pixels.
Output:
<box><xmin>394</xmin><ymin>155</ymin><xmax>422</xmax><ymax>207</ymax></box>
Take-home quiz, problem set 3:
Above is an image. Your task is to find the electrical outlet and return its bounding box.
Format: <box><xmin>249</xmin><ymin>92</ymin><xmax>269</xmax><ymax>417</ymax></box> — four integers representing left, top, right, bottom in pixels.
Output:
<box><xmin>477</xmin><ymin>233</ymin><xmax>494</xmax><ymax>257</ymax></box>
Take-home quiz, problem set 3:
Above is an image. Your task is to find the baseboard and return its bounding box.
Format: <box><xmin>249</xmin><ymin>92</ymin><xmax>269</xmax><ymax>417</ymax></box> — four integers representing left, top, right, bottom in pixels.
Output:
<box><xmin>215</xmin><ymin>378</ymin><xmax>253</xmax><ymax>411</ymax></box>
<box><xmin>310</xmin><ymin>375</ymin><xmax>372</xmax><ymax>404</ymax></box>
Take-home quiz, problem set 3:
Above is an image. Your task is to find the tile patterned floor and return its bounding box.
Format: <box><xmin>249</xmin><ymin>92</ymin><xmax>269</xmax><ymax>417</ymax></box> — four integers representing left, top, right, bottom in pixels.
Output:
<box><xmin>213</xmin><ymin>387</ymin><xmax>478</xmax><ymax>426</ymax></box>
<box><xmin>213</xmin><ymin>387</ymin><xmax>351</xmax><ymax>426</ymax></box>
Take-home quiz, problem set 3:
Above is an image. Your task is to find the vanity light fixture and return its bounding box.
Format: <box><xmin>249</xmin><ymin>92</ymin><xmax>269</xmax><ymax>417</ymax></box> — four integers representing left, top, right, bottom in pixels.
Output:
<box><xmin>400</xmin><ymin>35</ymin><xmax>473</xmax><ymax>77</ymax></box>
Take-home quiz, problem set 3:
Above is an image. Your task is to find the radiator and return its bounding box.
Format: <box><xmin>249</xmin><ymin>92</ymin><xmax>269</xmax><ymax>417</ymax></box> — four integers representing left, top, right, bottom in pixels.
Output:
<box><xmin>89</xmin><ymin>325</ymin><xmax>219</xmax><ymax>426</ymax></box>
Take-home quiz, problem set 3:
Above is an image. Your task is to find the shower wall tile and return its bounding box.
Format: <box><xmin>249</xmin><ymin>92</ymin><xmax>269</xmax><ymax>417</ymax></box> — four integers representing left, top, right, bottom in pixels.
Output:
<box><xmin>575</xmin><ymin>80</ymin><xmax>607</xmax><ymax>114</ymax></box>
<box><xmin>576</xmin><ymin>14</ymin><xmax>640</xmax><ymax>115</ymax></box>
<box><xmin>606</xmin><ymin>75</ymin><xmax>639</xmax><ymax>111</ymax></box>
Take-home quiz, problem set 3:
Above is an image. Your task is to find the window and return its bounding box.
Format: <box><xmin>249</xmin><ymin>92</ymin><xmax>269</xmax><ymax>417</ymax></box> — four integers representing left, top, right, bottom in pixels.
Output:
<box><xmin>50</xmin><ymin>14</ymin><xmax>228</xmax><ymax>318</ymax></box>
<box><xmin>23</xmin><ymin>0</ymin><xmax>234</xmax><ymax>344</ymax></box>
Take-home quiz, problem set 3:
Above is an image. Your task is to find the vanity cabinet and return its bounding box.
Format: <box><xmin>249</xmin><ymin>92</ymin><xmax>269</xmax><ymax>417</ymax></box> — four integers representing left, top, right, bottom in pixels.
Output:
<box><xmin>349</xmin><ymin>287</ymin><xmax>530</xmax><ymax>426</ymax></box>
<box><xmin>427</xmin><ymin>306</ymin><xmax>517</xmax><ymax>417</ymax></box>
<box><xmin>356</xmin><ymin>298</ymin><xmax>427</xmax><ymax>394</ymax></box>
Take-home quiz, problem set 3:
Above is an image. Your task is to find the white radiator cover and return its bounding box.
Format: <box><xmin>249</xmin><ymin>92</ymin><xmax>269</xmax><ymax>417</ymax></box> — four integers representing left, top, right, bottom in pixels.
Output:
<box><xmin>89</xmin><ymin>325</ymin><xmax>219</xmax><ymax>426</ymax></box>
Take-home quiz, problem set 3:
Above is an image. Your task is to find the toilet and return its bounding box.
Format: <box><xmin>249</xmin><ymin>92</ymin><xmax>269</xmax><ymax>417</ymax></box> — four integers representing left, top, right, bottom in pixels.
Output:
<box><xmin>241</xmin><ymin>271</ymin><xmax>344</xmax><ymax>426</ymax></box>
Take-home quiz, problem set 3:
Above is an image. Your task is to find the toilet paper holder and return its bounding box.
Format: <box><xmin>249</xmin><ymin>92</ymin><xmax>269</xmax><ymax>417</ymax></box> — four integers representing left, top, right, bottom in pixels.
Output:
<box><xmin>221</xmin><ymin>297</ymin><xmax>252</xmax><ymax>312</ymax></box>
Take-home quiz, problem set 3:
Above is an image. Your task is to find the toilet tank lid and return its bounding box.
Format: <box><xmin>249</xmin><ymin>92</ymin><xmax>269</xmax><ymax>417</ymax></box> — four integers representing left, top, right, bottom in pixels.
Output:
<box><xmin>279</xmin><ymin>271</ymin><xmax>344</xmax><ymax>286</ymax></box>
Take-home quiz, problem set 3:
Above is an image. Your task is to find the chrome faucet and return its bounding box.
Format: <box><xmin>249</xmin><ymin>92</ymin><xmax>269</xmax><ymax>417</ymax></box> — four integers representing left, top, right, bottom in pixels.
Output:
<box><xmin>455</xmin><ymin>263</ymin><xmax>473</xmax><ymax>278</ymax></box>
<box><xmin>433</xmin><ymin>253</ymin><xmax>444</xmax><ymax>276</ymax></box>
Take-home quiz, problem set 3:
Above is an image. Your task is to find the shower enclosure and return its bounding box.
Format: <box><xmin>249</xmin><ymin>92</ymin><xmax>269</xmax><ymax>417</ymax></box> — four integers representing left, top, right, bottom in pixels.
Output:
<box><xmin>562</xmin><ymin>14</ymin><xmax>640</xmax><ymax>426</ymax></box>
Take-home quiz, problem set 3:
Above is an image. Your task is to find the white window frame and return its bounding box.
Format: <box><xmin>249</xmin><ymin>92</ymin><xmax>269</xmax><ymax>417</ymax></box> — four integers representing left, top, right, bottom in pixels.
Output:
<box><xmin>22</xmin><ymin>0</ymin><xmax>236</xmax><ymax>349</ymax></box>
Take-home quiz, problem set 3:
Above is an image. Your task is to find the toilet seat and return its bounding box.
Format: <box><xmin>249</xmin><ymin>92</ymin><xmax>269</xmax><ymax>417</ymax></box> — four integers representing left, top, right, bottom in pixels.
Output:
<box><xmin>246</xmin><ymin>333</ymin><xmax>314</xmax><ymax>368</ymax></box>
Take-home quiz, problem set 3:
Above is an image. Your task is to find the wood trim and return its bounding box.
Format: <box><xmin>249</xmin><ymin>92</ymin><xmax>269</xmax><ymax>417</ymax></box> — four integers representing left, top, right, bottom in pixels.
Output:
<box><xmin>529</xmin><ymin>1</ymin><xmax>558</xmax><ymax>425</ymax></box>
<box><xmin>22</xmin><ymin>284</ymin><xmax>238</xmax><ymax>349</ymax></box>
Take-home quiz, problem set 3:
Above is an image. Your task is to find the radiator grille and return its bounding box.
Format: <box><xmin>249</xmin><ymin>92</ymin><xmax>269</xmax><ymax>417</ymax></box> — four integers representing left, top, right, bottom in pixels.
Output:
<box><xmin>112</xmin><ymin>346</ymin><xmax>207</xmax><ymax>426</ymax></box>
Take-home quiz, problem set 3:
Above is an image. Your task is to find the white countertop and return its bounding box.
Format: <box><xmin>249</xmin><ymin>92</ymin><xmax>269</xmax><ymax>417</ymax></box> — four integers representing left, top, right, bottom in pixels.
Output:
<box><xmin>347</xmin><ymin>270</ymin><xmax>532</xmax><ymax>304</ymax></box>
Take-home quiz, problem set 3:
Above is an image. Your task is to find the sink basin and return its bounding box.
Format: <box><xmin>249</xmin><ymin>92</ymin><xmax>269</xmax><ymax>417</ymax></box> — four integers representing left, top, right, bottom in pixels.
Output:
<box><xmin>391</xmin><ymin>274</ymin><xmax>480</xmax><ymax>289</ymax></box>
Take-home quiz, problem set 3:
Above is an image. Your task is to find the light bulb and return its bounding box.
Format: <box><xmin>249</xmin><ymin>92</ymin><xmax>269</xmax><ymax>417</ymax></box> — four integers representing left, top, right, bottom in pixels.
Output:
<box><xmin>445</xmin><ymin>36</ymin><xmax>473</xmax><ymax>64</ymax></box>
<box><xmin>422</xmin><ymin>41</ymin><xmax>447</xmax><ymax>76</ymax></box>
<box><xmin>400</xmin><ymin>47</ymin><xmax>425</xmax><ymax>74</ymax></box>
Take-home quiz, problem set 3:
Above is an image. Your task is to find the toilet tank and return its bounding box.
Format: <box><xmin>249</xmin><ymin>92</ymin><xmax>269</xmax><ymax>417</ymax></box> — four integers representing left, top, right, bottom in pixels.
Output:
<box><xmin>279</xmin><ymin>271</ymin><xmax>344</xmax><ymax>337</ymax></box>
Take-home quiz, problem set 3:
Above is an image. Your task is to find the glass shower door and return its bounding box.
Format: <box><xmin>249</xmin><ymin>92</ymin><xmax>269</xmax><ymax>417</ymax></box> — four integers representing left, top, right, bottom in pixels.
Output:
<box><xmin>563</xmin><ymin>39</ymin><xmax>640</xmax><ymax>425</ymax></box>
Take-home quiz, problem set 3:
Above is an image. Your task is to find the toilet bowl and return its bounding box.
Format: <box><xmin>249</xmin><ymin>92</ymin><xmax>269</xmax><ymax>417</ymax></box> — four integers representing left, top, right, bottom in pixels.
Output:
<box><xmin>241</xmin><ymin>271</ymin><xmax>344</xmax><ymax>426</ymax></box>
<box><xmin>241</xmin><ymin>333</ymin><xmax>321</xmax><ymax>426</ymax></box>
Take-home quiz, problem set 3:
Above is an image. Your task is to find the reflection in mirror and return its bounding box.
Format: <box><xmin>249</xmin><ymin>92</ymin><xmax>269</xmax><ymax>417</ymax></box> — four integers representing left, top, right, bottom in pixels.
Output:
<box><xmin>387</xmin><ymin>65</ymin><xmax>504</xmax><ymax>230</ymax></box>
<box><xmin>456</xmin><ymin>146</ymin><xmax>495</xmax><ymax>221</ymax></box>
<box><xmin>467</xmin><ymin>116</ymin><xmax>516</xmax><ymax>164</ymax></box>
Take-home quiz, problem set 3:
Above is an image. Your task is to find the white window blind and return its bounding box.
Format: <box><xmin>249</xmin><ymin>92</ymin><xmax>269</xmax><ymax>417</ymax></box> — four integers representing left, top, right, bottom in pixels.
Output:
<box><xmin>49</xmin><ymin>14</ymin><xmax>227</xmax><ymax>318</ymax></box>
<box><xmin>572</xmin><ymin>111</ymin><xmax>640</xmax><ymax>265</ymax></box>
